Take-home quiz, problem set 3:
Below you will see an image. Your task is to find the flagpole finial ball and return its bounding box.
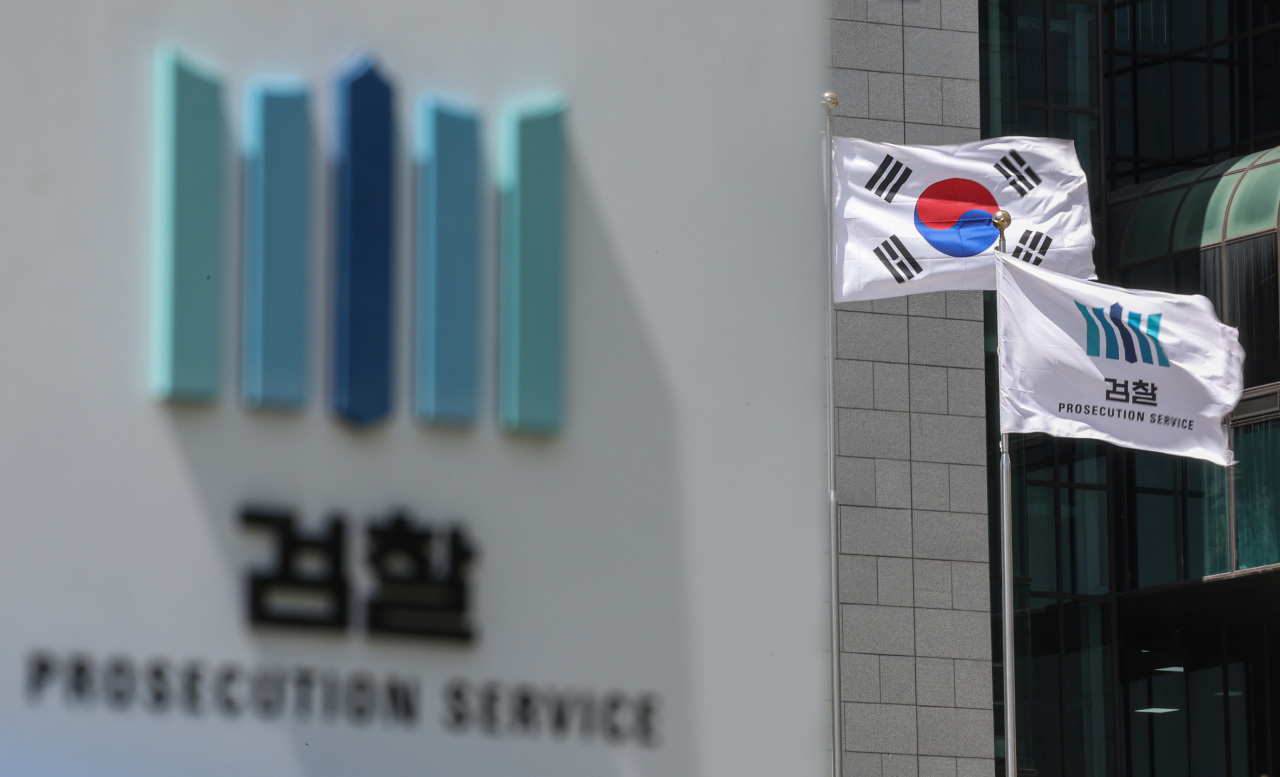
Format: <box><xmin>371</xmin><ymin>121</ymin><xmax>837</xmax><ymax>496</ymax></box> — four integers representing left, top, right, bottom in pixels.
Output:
<box><xmin>822</xmin><ymin>92</ymin><xmax>838</xmax><ymax>109</ymax></box>
<box><xmin>992</xmin><ymin>210</ymin><xmax>1011</xmax><ymax>230</ymax></box>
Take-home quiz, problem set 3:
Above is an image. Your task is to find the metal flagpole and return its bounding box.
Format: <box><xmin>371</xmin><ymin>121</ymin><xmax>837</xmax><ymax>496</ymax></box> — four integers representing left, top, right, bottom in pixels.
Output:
<box><xmin>994</xmin><ymin>212</ymin><xmax>1016</xmax><ymax>777</ymax></box>
<box><xmin>822</xmin><ymin>90</ymin><xmax>842</xmax><ymax>777</ymax></box>
<box><xmin>1000</xmin><ymin>432</ymin><xmax>1017</xmax><ymax>777</ymax></box>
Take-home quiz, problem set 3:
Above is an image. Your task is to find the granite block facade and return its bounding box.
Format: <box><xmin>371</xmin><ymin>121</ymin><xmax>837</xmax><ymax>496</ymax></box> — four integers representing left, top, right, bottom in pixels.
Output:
<box><xmin>829</xmin><ymin>5</ymin><xmax>992</xmax><ymax>763</ymax></box>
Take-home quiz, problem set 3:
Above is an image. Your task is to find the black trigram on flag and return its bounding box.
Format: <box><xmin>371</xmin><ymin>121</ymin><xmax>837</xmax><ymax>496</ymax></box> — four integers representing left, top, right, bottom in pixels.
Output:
<box><xmin>994</xmin><ymin>150</ymin><xmax>1042</xmax><ymax>196</ymax></box>
<box><xmin>1012</xmin><ymin>230</ymin><xmax>1052</xmax><ymax>265</ymax></box>
<box><xmin>865</xmin><ymin>154</ymin><xmax>913</xmax><ymax>203</ymax></box>
<box><xmin>874</xmin><ymin>236</ymin><xmax>923</xmax><ymax>283</ymax></box>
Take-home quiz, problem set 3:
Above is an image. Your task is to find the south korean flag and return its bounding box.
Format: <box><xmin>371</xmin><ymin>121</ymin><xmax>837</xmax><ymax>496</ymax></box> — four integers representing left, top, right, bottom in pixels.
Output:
<box><xmin>833</xmin><ymin>136</ymin><xmax>1096</xmax><ymax>302</ymax></box>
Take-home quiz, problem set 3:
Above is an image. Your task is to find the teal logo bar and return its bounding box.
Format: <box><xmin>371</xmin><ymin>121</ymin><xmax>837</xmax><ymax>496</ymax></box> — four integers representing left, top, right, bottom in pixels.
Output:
<box><xmin>1074</xmin><ymin>301</ymin><xmax>1169</xmax><ymax>367</ymax></box>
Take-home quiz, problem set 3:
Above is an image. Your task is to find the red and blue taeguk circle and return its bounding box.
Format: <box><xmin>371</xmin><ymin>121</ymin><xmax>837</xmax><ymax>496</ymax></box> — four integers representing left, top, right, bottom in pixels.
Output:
<box><xmin>913</xmin><ymin>178</ymin><xmax>1001</xmax><ymax>257</ymax></box>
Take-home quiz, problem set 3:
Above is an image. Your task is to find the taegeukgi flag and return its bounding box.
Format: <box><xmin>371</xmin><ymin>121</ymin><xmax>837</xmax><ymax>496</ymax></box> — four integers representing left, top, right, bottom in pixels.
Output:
<box><xmin>834</xmin><ymin>136</ymin><xmax>1096</xmax><ymax>301</ymax></box>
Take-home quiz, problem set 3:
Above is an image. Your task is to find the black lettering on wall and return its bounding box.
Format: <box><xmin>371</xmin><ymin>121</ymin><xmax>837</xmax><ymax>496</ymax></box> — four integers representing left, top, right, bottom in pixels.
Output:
<box><xmin>383</xmin><ymin>677</ymin><xmax>419</xmax><ymax>726</ymax></box>
<box><xmin>346</xmin><ymin>672</ymin><xmax>376</xmax><ymax>726</ymax></box>
<box><xmin>67</xmin><ymin>654</ymin><xmax>94</xmax><ymax>705</ymax></box>
<box><xmin>26</xmin><ymin>651</ymin><xmax>57</xmax><ymax>702</ymax></box>
<box><xmin>545</xmin><ymin>692</ymin><xmax>573</xmax><ymax>737</ymax></box>
<box><xmin>145</xmin><ymin>660</ymin><xmax>171</xmax><ymax>712</ymax></box>
<box><xmin>634</xmin><ymin>695</ymin><xmax>659</xmax><ymax>747</ymax></box>
<box><xmin>321</xmin><ymin>672</ymin><xmax>342</xmax><ymax>721</ymax></box>
<box><xmin>181</xmin><ymin>663</ymin><xmax>203</xmax><ymax>715</ymax></box>
<box><xmin>602</xmin><ymin>691</ymin><xmax>628</xmax><ymax>743</ymax></box>
<box><xmin>241</xmin><ymin>508</ymin><xmax>350</xmax><ymax>630</ymax></box>
<box><xmin>216</xmin><ymin>665</ymin><xmax>242</xmax><ymax>717</ymax></box>
<box><xmin>443</xmin><ymin>679</ymin><xmax>470</xmax><ymax>732</ymax></box>
<box><xmin>103</xmin><ymin>657</ymin><xmax>136</xmax><ymax>710</ymax></box>
<box><xmin>511</xmin><ymin>685</ymin><xmax>539</xmax><ymax>734</ymax></box>
<box><xmin>20</xmin><ymin>652</ymin><xmax>662</xmax><ymax>747</ymax></box>
<box><xmin>479</xmin><ymin>681</ymin><xmax>501</xmax><ymax>735</ymax></box>
<box><xmin>293</xmin><ymin>669</ymin><xmax>315</xmax><ymax>719</ymax></box>
<box><xmin>365</xmin><ymin>514</ymin><xmax>477</xmax><ymax>641</ymax></box>
<box><xmin>578</xmin><ymin>694</ymin><xmax>597</xmax><ymax>741</ymax></box>
<box><xmin>253</xmin><ymin>670</ymin><xmax>286</xmax><ymax>719</ymax></box>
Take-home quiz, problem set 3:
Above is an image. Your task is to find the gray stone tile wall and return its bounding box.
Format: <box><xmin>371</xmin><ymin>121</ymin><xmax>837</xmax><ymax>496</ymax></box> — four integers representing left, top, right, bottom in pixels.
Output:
<box><xmin>829</xmin><ymin>7</ymin><xmax>992</xmax><ymax>765</ymax></box>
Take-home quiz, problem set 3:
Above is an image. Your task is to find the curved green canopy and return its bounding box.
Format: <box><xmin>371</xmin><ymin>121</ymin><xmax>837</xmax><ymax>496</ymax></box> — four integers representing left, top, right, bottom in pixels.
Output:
<box><xmin>1112</xmin><ymin>148</ymin><xmax>1280</xmax><ymax>265</ymax></box>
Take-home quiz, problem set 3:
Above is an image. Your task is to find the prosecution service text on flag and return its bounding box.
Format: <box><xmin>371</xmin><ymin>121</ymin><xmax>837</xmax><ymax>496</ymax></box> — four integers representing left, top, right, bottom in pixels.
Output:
<box><xmin>834</xmin><ymin>136</ymin><xmax>1096</xmax><ymax>301</ymax></box>
<box><xmin>995</xmin><ymin>254</ymin><xmax>1244</xmax><ymax>466</ymax></box>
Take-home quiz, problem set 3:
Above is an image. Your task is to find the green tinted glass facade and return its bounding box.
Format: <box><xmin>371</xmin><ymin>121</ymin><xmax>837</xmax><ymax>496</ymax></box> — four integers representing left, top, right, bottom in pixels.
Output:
<box><xmin>982</xmin><ymin>0</ymin><xmax>1280</xmax><ymax>770</ymax></box>
<box><xmin>1107</xmin><ymin>0</ymin><xmax>1280</xmax><ymax>187</ymax></box>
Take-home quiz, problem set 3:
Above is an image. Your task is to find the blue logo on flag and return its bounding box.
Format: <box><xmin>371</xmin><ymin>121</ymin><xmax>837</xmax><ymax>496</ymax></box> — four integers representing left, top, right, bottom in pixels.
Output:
<box><xmin>1075</xmin><ymin>301</ymin><xmax>1169</xmax><ymax>367</ymax></box>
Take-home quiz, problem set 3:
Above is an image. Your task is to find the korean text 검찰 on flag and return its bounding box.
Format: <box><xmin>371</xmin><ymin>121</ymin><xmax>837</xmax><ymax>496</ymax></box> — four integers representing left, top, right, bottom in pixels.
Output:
<box><xmin>834</xmin><ymin>136</ymin><xmax>1096</xmax><ymax>302</ymax></box>
<box><xmin>996</xmin><ymin>253</ymin><xmax>1244</xmax><ymax>466</ymax></box>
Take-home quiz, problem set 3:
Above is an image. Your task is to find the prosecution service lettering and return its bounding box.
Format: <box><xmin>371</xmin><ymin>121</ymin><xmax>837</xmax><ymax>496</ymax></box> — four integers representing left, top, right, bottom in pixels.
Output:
<box><xmin>24</xmin><ymin>651</ymin><xmax>661</xmax><ymax>747</ymax></box>
<box><xmin>1058</xmin><ymin>402</ymin><xmax>1194</xmax><ymax>429</ymax></box>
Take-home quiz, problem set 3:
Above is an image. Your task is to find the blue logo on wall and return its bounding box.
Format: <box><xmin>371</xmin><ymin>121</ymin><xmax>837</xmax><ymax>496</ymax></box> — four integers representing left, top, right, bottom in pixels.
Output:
<box><xmin>151</xmin><ymin>47</ymin><xmax>566</xmax><ymax>434</ymax></box>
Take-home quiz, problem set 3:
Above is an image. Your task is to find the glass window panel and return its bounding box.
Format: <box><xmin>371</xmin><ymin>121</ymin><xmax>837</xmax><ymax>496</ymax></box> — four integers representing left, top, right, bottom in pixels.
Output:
<box><xmin>1062</xmin><ymin>601</ymin><xmax>1115</xmax><ymax>777</ymax></box>
<box><xmin>1050</xmin><ymin>2</ymin><xmax>1098</xmax><ymax>108</ymax></box>
<box><xmin>1050</xmin><ymin>112</ymin><xmax>1101</xmax><ymax>201</ymax></box>
<box><xmin>1118</xmin><ymin>188</ymin><xmax>1182</xmax><ymax>263</ymax></box>
<box><xmin>1173</xmin><ymin>174</ymin><xmax>1238</xmax><ymax>251</ymax></box>
<box><xmin>1019</xmin><ymin>107</ymin><xmax>1048</xmax><ymax>135</ymax></box>
<box><xmin>1115</xmin><ymin>0</ymin><xmax>1134</xmax><ymax>49</ymax></box>
<box><xmin>1113</xmin><ymin>69</ymin><xmax>1135</xmax><ymax>159</ymax></box>
<box><xmin>1224</xmin><ymin>163</ymin><xmax>1280</xmax><ymax>240</ymax></box>
<box><xmin>1028</xmin><ymin>484</ymin><xmax>1059</xmax><ymax>591</ymax></box>
<box><xmin>1128</xmin><ymin>675</ymin><xmax>1152</xmax><ymax>777</ymax></box>
<box><xmin>1234</xmin><ymin>419</ymin><xmax>1280</xmax><ymax>569</ymax></box>
<box><xmin>1150</xmin><ymin>672</ymin><xmax>1190</xmax><ymax>777</ymax></box>
<box><xmin>1225</xmin><ymin>661</ymin><xmax>1247</xmax><ymax>777</ymax></box>
<box><xmin>1135</xmin><ymin>493</ymin><xmax>1177</xmax><ymax>587</ymax></box>
<box><xmin>1175</xmin><ymin>250</ymin><xmax>1203</xmax><ymax>293</ymax></box>
<box><xmin>1023</xmin><ymin>434</ymin><xmax>1057</xmax><ymax>481</ymax></box>
<box><xmin>1172</xmin><ymin>0</ymin><xmax>1208</xmax><ymax>50</ymax></box>
<box><xmin>1171</xmin><ymin>61</ymin><xmax>1210</xmax><ymax>159</ymax></box>
<box><xmin>1062</xmin><ymin>439</ymin><xmax>1107</xmax><ymax>484</ymax></box>
<box><xmin>985</xmin><ymin>0</ymin><xmax>1020</xmax><ymax>136</ymax></box>
<box><xmin>1234</xmin><ymin>42</ymin><xmax>1250</xmax><ymax>148</ymax></box>
<box><xmin>1210</xmin><ymin>0</ymin><xmax>1228</xmax><ymax>42</ymax></box>
<box><xmin>1067</xmin><ymin>488</ymin><xmax>1110</xmax><ymax>594</ymax></box>
<box><xmin>1018</xmin><ymin>0</ymin><xmax>1048</xmax><ymax>104</ymax></box>
<box><xmin>1123</xmin><ymin>259</ymin><xmax>1175</xmax><ymax>292</ymax></box>
<box><xmin>1183</xmin><ymin>460</ymin><xmax>1230</xmax><ymax>577</ymax></box>
<box><xmin>1136</xmin><ymin>60</ymin><xmax>1173</xmax><ymax>160</ymax></box>
<box><xmin>1200</xmin><ymin>247</ymin><xmax>1224</xmax><ymax>319</ymax></box>
<box><xmin>1134</xmin><ymin>0</ymin><xmax>1173</xmax><ymax>54</ymax></box>
<box><xmin>1134</xmin><ymin>449</ymin><xmax>1175</xmax><ymax>489</ymax></box>
<box><xmin>1222</xmin><ymin>234</ymin><xmax>1280</xmax><ymax>387</ymax></box>
<box><xmin>1187</xmin><ymin>665</ymin><xmax>1228</xmax><ymax>776</ymax></box>
<box><xmin>1211</xmin><ymin>46</ymin><xmax>1234</xmax><ymax>149</ymax></box>
<box><xmin>1023</xmin><ymin>604</ymin><xmax>1064</xmax><ymax>777</ymax></box>
<box><xmin>1253</xmin><ymin>0</ymin><xmax>1280</xmax><ymax>33</ymax></box>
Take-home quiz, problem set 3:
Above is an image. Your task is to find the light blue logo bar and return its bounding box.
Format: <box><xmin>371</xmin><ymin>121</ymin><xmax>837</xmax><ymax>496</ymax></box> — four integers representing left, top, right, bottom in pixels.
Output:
<box><xmin>1075</xmin><ymin>301</ymin><xmax>1169</xmax><ymax>367</ymax></box>
<box><xmin>242</xmin><ymin>79</ymin><xmax>311</xmax><ymax>409</ymax></box>
<box><xmin>498</xmin><ymin>95</ymin><xmax>567</xmax><ymax>435</ymax></box>
<box><xmin>151</xmin><ymin>47</ymin><xmax>224</xmax><ymax>402</ymax></box>
<box><xmin>415</xmin><ymin>97</ymin><xmax>481</xmax><ymax>426</ymax></box>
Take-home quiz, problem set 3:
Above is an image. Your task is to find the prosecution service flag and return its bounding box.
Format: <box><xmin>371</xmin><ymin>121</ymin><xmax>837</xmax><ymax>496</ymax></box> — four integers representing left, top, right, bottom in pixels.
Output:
<box><xmin>834</xmin><ymin>136</ymin><xmax>1096</xmax><ymax>301</ymax></box>
<box><xmin>996</xmin><ymin>254</ymin><xmax>1244</xmax><ymax>466</ymax></box>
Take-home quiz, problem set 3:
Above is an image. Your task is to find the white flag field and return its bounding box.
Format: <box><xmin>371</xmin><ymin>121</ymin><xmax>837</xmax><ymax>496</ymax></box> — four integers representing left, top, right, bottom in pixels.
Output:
<box><xmin>834</xmin><ymin>136</ymin><xmax>1096</xmax><ymax>302</ymax></box>
<box><xmin>996</xmin><ymin>254</ymin><xmax>1244</xmax><ymax>466</ymax></box>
